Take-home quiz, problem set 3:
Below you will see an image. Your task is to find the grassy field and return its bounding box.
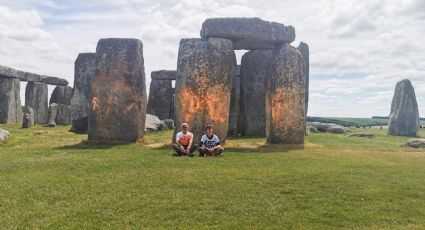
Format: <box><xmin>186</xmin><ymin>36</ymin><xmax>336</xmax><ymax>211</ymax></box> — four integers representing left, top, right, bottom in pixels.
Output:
<box><xmin>308</xmin><ymin>117</ymin><xmax>425</xmax><ymax>127</ymax></box>
<box><xmin>1</xmin><ymin>124</ymin><xmax>425</xmax><ymax>229</ymax></box>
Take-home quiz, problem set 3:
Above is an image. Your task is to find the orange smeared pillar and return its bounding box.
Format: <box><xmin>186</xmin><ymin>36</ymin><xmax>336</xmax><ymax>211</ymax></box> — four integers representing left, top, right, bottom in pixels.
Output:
<box><xmin>174</xmin><ymin>38</ymin><xmax>236</xmax><ymax>143</ymax></box>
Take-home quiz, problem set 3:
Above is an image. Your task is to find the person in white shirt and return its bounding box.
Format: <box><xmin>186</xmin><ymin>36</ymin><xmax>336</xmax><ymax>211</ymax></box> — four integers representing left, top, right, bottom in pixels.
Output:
<box><xmin>173</xmin><ymin>123</ymin><xmax>197</xmax><ymax>157</ymax></box>
<box><xmin>198</xmin><ymin>125</ymin><xmax>224</xmax><ymax>157</ymax></box>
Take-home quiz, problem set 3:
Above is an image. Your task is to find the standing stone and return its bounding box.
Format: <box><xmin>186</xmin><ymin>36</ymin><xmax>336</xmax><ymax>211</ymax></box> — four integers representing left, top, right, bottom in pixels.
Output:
<box><xmin>388</xmin><ymin>79</ymin><xmax>419</xmax><ymax>137</ymax></box>
<box><xmin>147</xmin><ymin>73</ymin><xmax>173</xmax><ymax>120</ymax></box>
<box><xmin>174</xmin><ymin>38</ymin><xmax>236</xmax><ymax>143</ymax></box>
<box><xmin>70</xmin><ymin>53</ymin><xmax>95</xmax><ymax>132</ymax></box>
<box><xmin>265</xmin><ymin>43</ymin><xmax>306</xmax><ymax>144</ymax></box>
<box><xmin>45</xmin><ymin>103</ymin><xmax>71</xmax><ymax>127</ymax></box>
<box><xmin>240</xmin><ymin>50</ymin><xmax>273</xmax><ymax>136</ymax></box>
<box><xmin>22</xmin><ymin>106</ymin><xmax>34</xmax><ymax>128</ymax></box>
<box><xmin>297</xmin><ymin>42</ymin><xmax>309</xmax><ymax>121</ymax></box>
<box><xmin>89</xmin><ymin>38</ymin><xmax>147</xmax><ymax>142</ymax></box>
<box><xmin>50</xmin><ymin>85</ymin><xmax>73</xmax><ymax>105</ymax></box>
<box><xmin>228</xmin><ymin>65</ymin><xmax>241</xmax><ymax>136</ymax></box>
<box><xmin>0</xmin><ymin>78</ymin><xmax>22</xmax><ymax>124</ymax></box>
<box><xmin>25</xmin><ymin>82</ymin><xmax>48</xmax><ymax>124</ymax></box>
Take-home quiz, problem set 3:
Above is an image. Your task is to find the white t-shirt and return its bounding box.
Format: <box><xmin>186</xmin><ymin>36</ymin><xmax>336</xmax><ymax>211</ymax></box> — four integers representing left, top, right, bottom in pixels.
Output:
<box><xmin>201</xmin><ymin>135</ymin><xmax>220</xmax><ymax>148</ymax></box>
<box><xmin>176</xmin><ymin>131</ymin><xmax>193</xmax><ymax>146</ymax></box>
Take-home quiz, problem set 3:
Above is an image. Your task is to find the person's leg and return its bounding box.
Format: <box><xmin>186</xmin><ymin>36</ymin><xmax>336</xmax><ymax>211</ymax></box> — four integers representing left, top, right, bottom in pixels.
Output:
<box><xmin>172</xmin><ymin>144</ymin><xmax>182</xmax><ymax>156</ymax></box>
<box><xmin>213</xmin><ymin>147</ymin><xmax>224</xmax><ymax>156</ymax></box>
<box><xmin>189</xmin><ymin>144</ymin><xmax>198</xmax><ymax>153</ymax></box>
<box><xmin>198</xmin><ymin>146</ymin><xmax>208</xmax><ymax>157</ymax></box>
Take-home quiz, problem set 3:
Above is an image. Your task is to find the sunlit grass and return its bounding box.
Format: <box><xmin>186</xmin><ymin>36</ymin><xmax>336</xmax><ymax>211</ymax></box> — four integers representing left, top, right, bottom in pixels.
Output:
<box><xmin>0</xmin><ymin>124</ymin><xmax>424</xmax><ymax>229</ymax></box>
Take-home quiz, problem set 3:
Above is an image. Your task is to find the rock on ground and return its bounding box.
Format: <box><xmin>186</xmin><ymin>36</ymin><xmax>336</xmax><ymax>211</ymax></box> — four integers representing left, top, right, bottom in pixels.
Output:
<box><xmin>265</xmin><ymin>43</ymin><xmax>305</xmax><ymax>144</ymax></box>
<box><xmin>22</xmin><ymin>106</ymin><xmax>34</xmax><ymax>128</ymax></box>
<box><xmin>70</xmin><ymin>53</ymin><xmax>95</xmax><ymax>132</ymax></box>
<box><xmin>25</xmin><ymin>82</ymin><xmax>48</xmax><ymax>124</ymax></box>
<box><xmin>403</xmin><ymin>138</ymin><xmax>425</xmax><ymax>148</ymax></box>
<box><xmin>309</xmin><ymin>122</ymin><xmax>350</xmax><ymax>134</ymax></box>
<box><xmin>0</xmin><ymin>77</ymin><xmax>22</xmax><ymax>124</ymax></box>
<box><xmin>388</xmin><ymin>79</ymin><xmax>420</xmax><ymax>137</ymax></box>
<box><xmin>89</xmin><ymin>38</ymin><xmax>147</xmax><ymax>142</ymax></box>
<box><xmin>200</xmin><ymin>17</ymin><xmax>295</xmax><ymax>50</ymax></box>
<box><xmin>240</xmin><ymin>50</ymin><xmax>273</xmax><ymax>136</ymax></box>
<box><xmin>0</xmin><ymin>128</ymin><xmax>9</xmax><ymax>143</ymax></box>
<box><xmin>174</xmin><ymin>38</ymin><xmax>236</xmax><ymax>143</ymax></box>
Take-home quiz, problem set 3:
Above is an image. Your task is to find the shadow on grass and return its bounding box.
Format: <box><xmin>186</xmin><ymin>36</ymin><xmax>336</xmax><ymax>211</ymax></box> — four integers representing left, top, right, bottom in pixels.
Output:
<box><xmin>149</xmin><ymin>143</ymin><xmax>304</xmax><ymax>153</ymax></box>
<box><xmin>54</xmin><ymin>140</ymin><xmax>128</xmax><ymax>150</ymax></box>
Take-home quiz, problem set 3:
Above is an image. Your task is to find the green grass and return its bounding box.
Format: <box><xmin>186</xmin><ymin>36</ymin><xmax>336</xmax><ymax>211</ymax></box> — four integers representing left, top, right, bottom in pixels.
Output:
<box><xmin>1</xmin><ymin>124</ymin><xmax>425</xmax><ymax>229</ymax></box>
<box><xmin>308</xmin><ymin>117</ymin><xmax>425</xmax><ymax>127</ymax></box>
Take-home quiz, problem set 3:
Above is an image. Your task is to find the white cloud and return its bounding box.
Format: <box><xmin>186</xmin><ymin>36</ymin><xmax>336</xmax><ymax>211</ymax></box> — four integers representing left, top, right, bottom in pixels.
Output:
<box><xmin>0</xmin><ymin>0</ymin><xmax>424</xmax><ymax>117</ymax></box>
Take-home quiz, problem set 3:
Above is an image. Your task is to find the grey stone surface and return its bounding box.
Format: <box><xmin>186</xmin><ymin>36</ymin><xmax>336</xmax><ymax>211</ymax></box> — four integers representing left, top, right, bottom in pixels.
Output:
<box><xmin>22</xmin><ymin>106</ymin><xmax>34</xmax><ymax>128</ymax></box>
<box><xmin>240</xmin><ymin>50</ymin><xmax>273</xmax><ymax>136</ymax></box>
<box><xmin>388</xmin><ymin>79</ymin><xmax>419</xmax><ymax>137</ymax></box>
<box><xmin>89</xmin><ymin>38</ymin><xmax>147</xmax><ymax>142</ymax></box>
<box><xmin>162</xmin><ymin>119</ymin><xmax>175</xmax><ymax>130</ymax></box>
<box><xmin>308</xmin><ymin>126</ymin><xmax>318</xmax><ymax>133</ymax></box>
<box><xmin>403</xmin><ymin>138</ymin><xmax>425</xmax><ymax>148</ymax></box>
<box><xmin>50</xmin><ymin>85</ymin><xmax>73</xmax><ymax>105</ymax></box>
<box><xmin>265</xmin><ymin>43</ymin><xmax>305</xmax><ymax>144</ymax></box>
<box><xmin>228</xmin><ymin>65</ymin><xmax>240</xmax><ymax>136</ymax></box>
<box><xmin>174</xmin><ymin>38</ymin><xmax>236</xmax><ymax>143</ymax></box>
<box><xmin>0</xmin><ymin>77</ymin><xmax>22</xmax><ymax>124</ymax></box>
<box><xmin>0</xmin><ymin>65</ymin><xmax>69</xmax><ymax>86</ymax></box>
<box><xmin>70</xmin><ymin>53</ymin><xmax>95</xmax><ymax>132</ymax></box>
<box><xmin>200</xmin><ymin>17</ymin><xmax>295</xmax><ymax>50</ymax></box>
<box><xmin>145</xmin><ymin>114</ymin><xmax>163</xmax><ymax>132</ymax></box>
<box><xmin>147</xmin><ymin>77</ymin><xmax>173</xmax><ymax>120</ymax></box>
<box><xmin>309</xmin><ymin>122</ymin><xmax>350</xmax><ymax>134</ymax></box>
<box><xmin>151</xmin><ymin>70</ymin><xmax>177</xmax><ymax>80</ymax></box>
<box><xmin>297</xmin><ymin>42</ymin><xmax>309</xmax><ymax>131</ymax></box>
<box><xmin>327</xmin><ymin>125</ymin><xmax>347</xmax><ymax>134</ymax></box>
<box><xmin>25</xmin><ymin>82</ymin><xmax>48</xmax><ymax>124</ymax></box>
<box><xmin>0</xmin><ymin>128</ymin><xmax>9</xmax><ymax>143</ymax></box>
<box><xmin>46</xmin><ymin>103</ymin><xmax>71</xmax><ymax>126</ymax></box>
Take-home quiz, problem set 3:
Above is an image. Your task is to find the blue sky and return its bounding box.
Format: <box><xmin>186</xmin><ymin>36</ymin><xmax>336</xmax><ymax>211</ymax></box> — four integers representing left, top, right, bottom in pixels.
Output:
<box><xmin>0</xmin><ymin>0</ymin><xmax>424</xmax><ymax>117</ymax></box>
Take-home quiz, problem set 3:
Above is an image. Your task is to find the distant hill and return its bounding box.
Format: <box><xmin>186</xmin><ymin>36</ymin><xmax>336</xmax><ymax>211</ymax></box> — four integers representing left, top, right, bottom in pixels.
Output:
<box><xmin>307</xmin><ymin>116</ymin><xmax>425</xmax><ymax>127</ymax></box>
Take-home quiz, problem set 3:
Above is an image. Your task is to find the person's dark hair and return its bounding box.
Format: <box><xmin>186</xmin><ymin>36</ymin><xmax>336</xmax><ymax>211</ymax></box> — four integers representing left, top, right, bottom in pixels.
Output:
<box><xmin>205</xmin><ymin>125</ymin><xmax>212</xmax><ymax>130</ymax></box>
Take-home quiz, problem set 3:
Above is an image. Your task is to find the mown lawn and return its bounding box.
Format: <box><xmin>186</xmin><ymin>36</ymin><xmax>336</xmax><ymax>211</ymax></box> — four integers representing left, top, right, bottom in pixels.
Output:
<box><xmin>0</xmin><ymin>124</ymin><xmax>424</xmax><ymax>229</ymax></box>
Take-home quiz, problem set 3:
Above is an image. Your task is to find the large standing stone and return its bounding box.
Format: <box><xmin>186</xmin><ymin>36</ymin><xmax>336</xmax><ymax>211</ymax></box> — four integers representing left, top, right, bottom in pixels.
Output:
<box><xmin>50</xmin><ymin>85</ymin><xmax>73</xmax><ymax>105</ymax></box>
<box><xmin>200</xmin><ymin>17</ymin><xmax>295</xmax><ymax>50</ymax></box>
<box><xmin>70</xmin><ymin>53</ymin><xmax>95</xmax><ymax>132</ymax></box>
<box><xmin>174</xmin><ymin>38</ymin><xmax>236</xmax><ymax>143</ymax></box>
<box><xmin>265</xmin><ymin>43</ymin><xmax>306</xmax><ymax>144</ymax></box>
<box><xmin>0</xmin><ymin>78</ymin><xmax>22</xmax><ymax>124</ymax></box>
<box><xmin>228</xmin><ymin>65</ymin><xmax>241</xmax><ymax>136</ymax></box>
<box><xmin>388</xmin><ymin>79</ymin><xmax>419</xmax><ymax>137</ymax></box>
<box><xmin>25</xmin><ymin>82</ymin><xmax>48</xmax><ymax>124</ymax></box>
<box><xmin>147</xmin><ymin>72</ymin><xmax>173</xmax><ymax>120</ymax></box>
<box><xmin>89</xmin><ymin>38</ymin><xmax>147</xmax><ymax>142</ymax></box>
<box><xmin>240</xmin><ymin>50</ymin><xmax>273</xmax><ymax>136</ymax></box>
<box><xmin>297</xmin><ymin>42</ymin><xmax>309</xmax><ymax>120</ymax></box>
<box><xmin>46</xmin><ymin>103</ymin><xmax>71</xmax><ymax>126</ymax></box>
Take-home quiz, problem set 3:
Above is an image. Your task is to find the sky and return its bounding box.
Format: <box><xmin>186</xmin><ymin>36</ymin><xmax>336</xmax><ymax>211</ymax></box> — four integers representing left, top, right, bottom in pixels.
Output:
<box><xmin>0</xmin><ymin>0</ymin><xmax>424</xmax><ymax>118</ymax></box>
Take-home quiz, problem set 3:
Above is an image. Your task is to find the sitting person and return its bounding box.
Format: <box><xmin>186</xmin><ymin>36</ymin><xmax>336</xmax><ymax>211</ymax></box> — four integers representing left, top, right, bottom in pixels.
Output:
<box><xmin>198</xmin><ymin>125</ymin><xmax>224</xmax><ymax>157</ymax></box>
<box><xmin>173</xmin><ymin>123</ymin><xmax>197</xmax><ymax>157</ymax></box>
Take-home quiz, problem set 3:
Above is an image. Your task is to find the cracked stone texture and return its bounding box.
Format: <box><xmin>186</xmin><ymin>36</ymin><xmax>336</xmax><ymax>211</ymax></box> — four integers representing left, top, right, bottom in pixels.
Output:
<box><xmin>200</xmin><ymin>17</ymin><xmax>295</xmax><ymax>50</ymax></box>
<box><xmin>25</xmin><ymin>81</ymin><xmax>48</xmax><ymax>124</ymax></box>
<box><xmin>50</xmin><ymin>85</ymin><xmax>73</xmax><ymax>105</ymax></box>
<box><xmin>89</xmin><ymin>38</ymin><xmax>147</xmax><ymax>142</ymax></box>
<box><xmin>388</xmin><ymin>79</ymin><xmax>419</xmax><ymax>137</ymax></box>
<box><xmin>265</xmin><ymin>43</ymin><xmax>306</xmax><ymax>144</ymax></box>
<box><xmin>174</xmin><ymin>38</ymin><xmax>236</xmax><ymax>143</ymax></box>
<box><xmin>0</xmin><ymin>77</ymin><xmax>22</xmax><ymax>124</ymax></box>
<box><xmin>240</xmin><ymin>50</ymin><xmax>273</xmax><ymax>136</ymax></box>
<box><xmin>70</xmin><ymin>53</ymin><xmax>95</xmax><ymax>132</ymax></box>
<box><xmin>147</xmin><ymin>76</ymin><xmax>173</xmax><ymax>120</ymax></box>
